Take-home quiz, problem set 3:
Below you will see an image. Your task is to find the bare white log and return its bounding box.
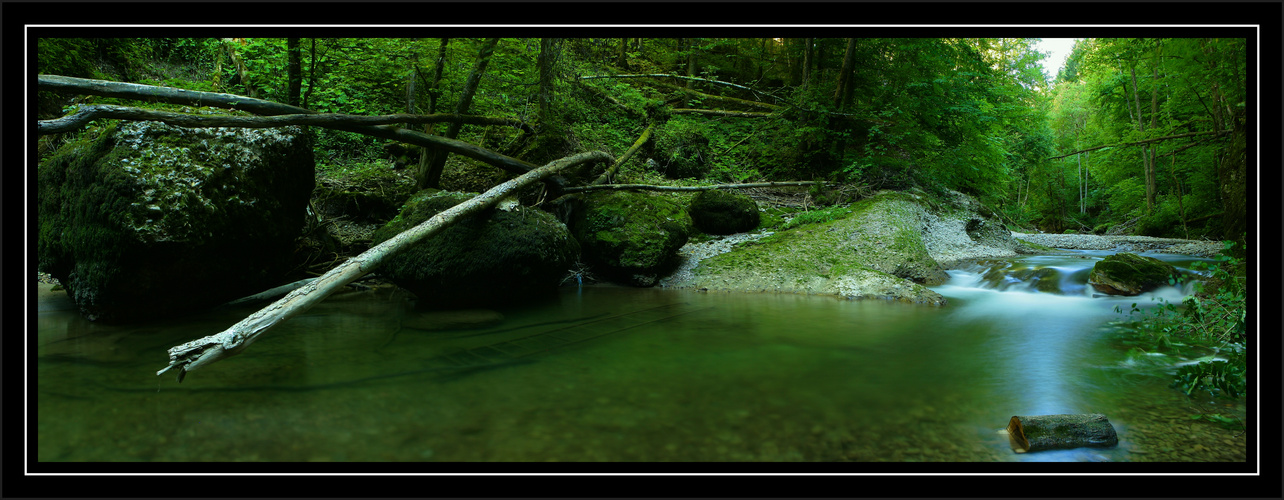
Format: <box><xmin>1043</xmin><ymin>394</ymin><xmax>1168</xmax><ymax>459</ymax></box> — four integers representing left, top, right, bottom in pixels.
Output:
<box><xmin>157</xmin><ymin>150</ymin><xmax>612</xmax><ymax>381</ymax></box>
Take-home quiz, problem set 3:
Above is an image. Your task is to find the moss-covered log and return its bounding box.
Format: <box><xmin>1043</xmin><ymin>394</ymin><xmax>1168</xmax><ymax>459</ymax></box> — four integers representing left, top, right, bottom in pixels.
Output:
<box><xmin>1006</xmin><ymin>414</ymin><xmax>1119</xmax><ymax>453</ymax></box>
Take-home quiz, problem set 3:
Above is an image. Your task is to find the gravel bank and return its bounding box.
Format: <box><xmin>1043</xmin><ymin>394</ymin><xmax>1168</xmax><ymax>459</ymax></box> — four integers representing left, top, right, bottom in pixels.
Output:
<box><xmin>1011</xmin><ymin>232</ymin><xmax>1225</xmax><ymax>258</ymax></box>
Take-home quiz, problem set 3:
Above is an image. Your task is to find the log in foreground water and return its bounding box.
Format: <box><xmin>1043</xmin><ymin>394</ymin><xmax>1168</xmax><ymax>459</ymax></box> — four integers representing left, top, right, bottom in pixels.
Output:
<box><xmin>1006</xmin><ymin>413</ymin><xmax>1119</xmax><ymax>453</ymax></box>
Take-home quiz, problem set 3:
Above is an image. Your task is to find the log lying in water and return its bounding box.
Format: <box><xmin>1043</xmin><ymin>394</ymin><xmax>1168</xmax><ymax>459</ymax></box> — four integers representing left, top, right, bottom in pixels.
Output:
<box><xmin>1006</xmin><ymin>414</ymin><xmax>1119</xmax><ymax>453</ymax></box>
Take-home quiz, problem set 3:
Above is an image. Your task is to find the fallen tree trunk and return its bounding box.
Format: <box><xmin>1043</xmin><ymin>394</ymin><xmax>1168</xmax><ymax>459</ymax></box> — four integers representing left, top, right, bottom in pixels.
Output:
<box><xmin>38</xmin><ymin>75</ymin><xmax>550</xmax><ymax>189</ymax></box>
<box><xmin>591</xmin><ymin>122</ymin><xmax>654</xmax><ymax>185</ymax></box>
<box><xmin>38</xmin><ymin>104</ymin><xmax>532</xmax><ymax>136</ymax></box>
<box><xmin>1047</xmin><ymin>129</ymin><xmax>1232</xmax><ymax>160</ymax></box>
<box><xmin>671</xmin><ymin>108</ymin><xmax>775</xmax><ymax>118</ymax></box>
<box><xmin>563</xmin><ymin>180</ymin><xmax>827</xmax><ymax>194</ymax></box>
<box><xmin>1005</xmin><ymin>414</ymin><xmax>1119</xmax><ymax>453</ymax></box>
<box><xmin>156</xmin><ymin>150</ymin><xmax>612</xmax><ymax>382</ymax></box>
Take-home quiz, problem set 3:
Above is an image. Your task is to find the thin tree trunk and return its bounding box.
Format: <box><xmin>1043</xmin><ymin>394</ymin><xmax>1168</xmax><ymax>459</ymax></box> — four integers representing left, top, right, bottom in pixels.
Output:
<box><xmin>303</xmin><ymin>38</ymin><xmax>317</xmax><ymax>109</ymax></box>
<box><xmin>423</xmin><ymin>37</ymin><xmax>500</xmax><ymax>189</ymax></box>
<box><xmin>801</xmin><ymin>37</ymin><xmax>813</xmax><ymax>93</ymax></box>
<box><xmin>286</xmin><ymin>38</ymin><xmax>302</xmax><ymax>107</ymax></box>
<box><xmin>156</xmin><ymin>150</ymin><xmax>612</xmax><ymax>381</ymax></box>
<box><xmin>1129</xmin><ymin>66</ymin><xmax>1154</xmax><ymax>213</ymax></box>
<box><xmin>415</xmin><ymin>38</ymin><xmax>450</xmax><ymax>188</ymax></box>
<box><xmin>1169</xmin><ymin>155</ymin><xmax>1189</xmax><ymax>239</ymax></box>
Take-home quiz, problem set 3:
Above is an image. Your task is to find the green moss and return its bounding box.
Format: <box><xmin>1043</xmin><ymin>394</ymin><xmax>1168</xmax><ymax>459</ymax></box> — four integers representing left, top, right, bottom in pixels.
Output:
<box><xmin>572</xmin><ymin>190</ymin><xmax>693</xmax><ymax>286</ymax></box>
<box><xmin>689</xmin><ymin>191</ymin><xmax>948</xmax><ymax>297</ymax></box>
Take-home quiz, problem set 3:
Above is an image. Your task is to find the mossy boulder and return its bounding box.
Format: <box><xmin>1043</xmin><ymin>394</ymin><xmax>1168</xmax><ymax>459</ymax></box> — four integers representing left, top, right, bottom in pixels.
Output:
<box><xmin>370</xmin><ymin>189</ymin><xmax>579</xmax><ymax>308</ymax></box>
<box><xmin>37</xmin><ymin>118</ymin><xmax>315</xmax><ymax>323</ymax></box>
<box><xmin>1088</xmin><ymin>252</ymin><xmax>1181</xmax><ymax>296</ymax></box>
<box><xmin>673</xmin><ymin>192</ymin><xmax>949</xmax><ymax>305</ymax></box>
<box><xmin>688</xmin><ymin>190</ymin><xmax>760</xmax><ymax>235</ymax></box>
<box><xmin>570</xmin><ymin>191</ymin><xmax>693</xmax><ymax>287</ymax></box>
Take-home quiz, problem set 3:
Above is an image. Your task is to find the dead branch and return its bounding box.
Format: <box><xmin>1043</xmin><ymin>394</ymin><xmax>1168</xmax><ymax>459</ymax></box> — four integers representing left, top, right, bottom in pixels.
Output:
<box><xmin>563</xmin><ymin>181</ymin><xmax>827</xmax><ymax>194</ymax></box>
<box><xmin>1048</xmin><ymin>129</ymin><xmax>1232</xmax><ymax>160</ymax></box>
<box><xmin>39</xmin><ymin>104</ymin><xmax>532</xmax><ymax>136</ymax></box>
<box><xmin>38</xmin><ymin>75</ymin><xmax>549</xmax><ymax>187</ymax></box>
<box><xmin>671</xmin><ymin>108</ymin><xmax>775</xmax><ymax>118</ymax></box>
<box><xmin>156</xmin><ymin>150</ymin><xmax>612</xmax><ymax>381</ymax></box>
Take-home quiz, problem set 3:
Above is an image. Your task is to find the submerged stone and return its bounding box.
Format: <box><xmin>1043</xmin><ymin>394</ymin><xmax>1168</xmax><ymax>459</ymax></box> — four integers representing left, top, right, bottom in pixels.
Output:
<box><xmin>1088</xmin><ymin>252</ymin><xmax>1181</xmax><ymax>296</ymax></box>
<box><xmin>371</xmin><ymin>189</ymin><xmax>579</xmax><ymax>308</ymax></box>
<box><xmin>37</xmin><ymin>118</ymin><xmax>314</xmax><ymax>323</ymax></box>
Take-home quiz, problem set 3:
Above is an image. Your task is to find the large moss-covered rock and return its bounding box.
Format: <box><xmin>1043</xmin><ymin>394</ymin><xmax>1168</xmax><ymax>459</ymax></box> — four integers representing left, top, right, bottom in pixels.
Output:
<box><xmin>688</xmin><ymin>190</ymin><xmax>760</xmax><ymax>235</ymax></box>
<box><xmin>571</xmin><ymin>191</ymin><xmax>693</xmax><ymax>287</ymax></box>
<box><xmin>370</xmin><ymin>189</ymin><xmax>579</xmax><ymax>308</ymax></box>
<box><xmin>37</xmin><ymin>119</ymin><xmax>315</xmax><ymax>323</ymax></box>
<box><xmin>1088</xmin><ymin>252</ymin><xmax>1181</xmax><ymax>296</ymax></box>
<box><xmin>672</xmin><ymin>192</ymin><xmax>949</xmax><ymax>305</ymax></box>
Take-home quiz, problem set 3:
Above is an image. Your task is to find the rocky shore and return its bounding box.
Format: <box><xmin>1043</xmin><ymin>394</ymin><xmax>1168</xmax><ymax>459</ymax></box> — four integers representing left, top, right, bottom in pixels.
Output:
<box><xmin>1011</xmin><ymin>232</ymin><xmax>1225</xmax><ymax>258</ymax></box>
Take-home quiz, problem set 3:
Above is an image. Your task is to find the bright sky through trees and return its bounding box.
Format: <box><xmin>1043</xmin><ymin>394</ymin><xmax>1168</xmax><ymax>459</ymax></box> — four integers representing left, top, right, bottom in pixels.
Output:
<box><xmin>1034</xmin><ymin>38</ymin><xmax>1077</xmax><ymax>82</ymax></box>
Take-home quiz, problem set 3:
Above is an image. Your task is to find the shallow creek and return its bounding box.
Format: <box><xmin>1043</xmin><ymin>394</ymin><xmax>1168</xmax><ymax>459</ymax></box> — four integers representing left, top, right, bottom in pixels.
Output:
<box><xmin>34</xmin><ymin>250</ymin><xmax>1249</xmax><ymax>462</ymax></box>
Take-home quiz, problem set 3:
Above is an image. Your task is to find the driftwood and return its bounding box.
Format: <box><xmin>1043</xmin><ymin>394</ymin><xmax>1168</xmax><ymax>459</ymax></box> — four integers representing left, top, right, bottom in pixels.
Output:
<box><xmin>38</xmin><ymin>75</ymin><xmax>551</xmax><ymax>189</ymax></box>
<box><xmin>1006</xmin><ymin>414</ymin><xmax>1119</xmax><ymax>453</ymax></box>
<box><xmin>38</xmin><ymin>104</ymin><xmax>532</xmax><ymax>136</ymax></box>
<box><xmin>563</xmin><ymin>181</ymin><xmax>827</xmax><ymax>194</ymax></box>
<box><xmin>156</xmin><ymin>150</ymin><xmax>611</xmax><ymax>382</ymax></box>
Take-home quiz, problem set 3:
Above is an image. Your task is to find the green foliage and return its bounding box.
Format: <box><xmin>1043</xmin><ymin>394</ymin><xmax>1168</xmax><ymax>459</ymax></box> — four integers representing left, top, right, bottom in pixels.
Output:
<box><xmin>1111</xmin><ymin>240</ymin><xmax>1247</xmax><ymax>400</ymax></box>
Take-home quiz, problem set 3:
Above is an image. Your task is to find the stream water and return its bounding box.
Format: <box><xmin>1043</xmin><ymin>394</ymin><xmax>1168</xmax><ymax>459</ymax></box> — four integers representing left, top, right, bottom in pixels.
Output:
<box><xmin>33</xmin><ymin>250</ymin><xmax>1249</xmax><ymax>463</ymax></box>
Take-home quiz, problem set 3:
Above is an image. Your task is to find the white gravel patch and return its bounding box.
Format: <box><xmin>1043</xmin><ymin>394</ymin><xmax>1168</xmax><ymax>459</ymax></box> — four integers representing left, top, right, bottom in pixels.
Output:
<box><xmin>658</xmin><ymin>231</ymin><xmax>773</xmax><ymax>287</ymax></box>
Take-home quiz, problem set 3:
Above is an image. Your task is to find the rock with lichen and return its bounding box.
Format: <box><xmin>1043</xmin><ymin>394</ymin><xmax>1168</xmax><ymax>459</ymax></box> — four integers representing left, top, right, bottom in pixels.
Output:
<box><xmin>37</xmin><ymin>117</ymin><xmax>315</xmax><ymax>323</ymax></box>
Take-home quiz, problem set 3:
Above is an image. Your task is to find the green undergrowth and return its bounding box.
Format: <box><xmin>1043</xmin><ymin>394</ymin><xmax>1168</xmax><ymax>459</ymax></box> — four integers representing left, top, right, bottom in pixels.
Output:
<box><xmin>1108</xmin><ymin>239</ymin><xmax>1247</xmax><ymax>401</ymax></box>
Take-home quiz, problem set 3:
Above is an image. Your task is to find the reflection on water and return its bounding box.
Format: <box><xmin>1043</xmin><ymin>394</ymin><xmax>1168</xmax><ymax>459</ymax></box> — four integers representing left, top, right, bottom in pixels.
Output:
<box><xmin>33</xmin><ymin>253</ymin><xmax>1247</xmax><ymax>462</ymax></box>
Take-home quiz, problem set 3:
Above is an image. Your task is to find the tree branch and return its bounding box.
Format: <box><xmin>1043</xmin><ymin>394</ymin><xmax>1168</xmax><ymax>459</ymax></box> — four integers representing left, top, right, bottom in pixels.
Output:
<box><xmin>562</xmin><ymin>181</ymin><xmax>827</xmax><ymax>194</ymax></box>
<box><xmin>156</xmin><ymin>150</ymin><xmax>612</xmax><ymax>381</ymax></box>
<box><xmin>1048</xmin><ymin>129</ymin><xmax>1232</xmax><ymax>160</ymax></box>
<box><xmin>39</xmin><ymin>104</ymin><xmax>532</xmax><ymax>136</ymax></box>
<box><xmin>38</xmin><ymin>75</ymin><xmax>550</xmax><ymax>188</ymax></box>
<box><xmin>671</xmin><ymin>108</ymin><xmax>775</xmax><ymax>118</ymax></box>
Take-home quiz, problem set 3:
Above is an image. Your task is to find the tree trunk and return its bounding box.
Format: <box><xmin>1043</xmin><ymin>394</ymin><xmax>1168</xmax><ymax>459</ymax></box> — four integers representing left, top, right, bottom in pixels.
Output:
<box><xmin>415</xmin><ymin>38</ymin><xmax>450</xmax><ymax>189</ymax></box>
<box><xmin>1006</xmin><ymin>414</ymin><xmax>1118</xmax><ymax>453</ymax></box>
<box><xmin>303</xmin><ymin>38</ymin><xmax>317</xmax><ymax>109</ymax></box>
<box><xmin>1129</xmin><ymin>66</ymin><xmax>1154</xmax><ymax>213</ymax></box>
<box><xmin>801</xmin><ymin>37</ymin><xmax>813</xmax><ymax>93</ymax></box>
<box><xmin>685</xmin><ymin>38</ymin><xmax>697</xmax><ymax>91</ymax></box>
<box><xmin>286</xmin><ymin>38</ymin><xmax>302</xmax><ymax>107</ymax></box>
<box><xmin>1169</xmin><ymin>155</ymin><xmax>1189</xmax><ymax>239</ymax></box>
<box><xmin>156</xmin><ymin>150</ymin><xmax>612</xmax><ymax>381</ymax></box>
<box><xmin>616</xmin><ymin>38</ymin><xmax>628</xmax><ymax>68</ymax></box>
<box><xmin>538</xmin><ymin>38</ymin><xmax>563</xmax><ymax>133</ymax></box>
<box><xmin>833</xmin><ymin>38</ymin><xmax>857</xmax><ymax>111</ymax></box>
<box><xmin>422</xmin><ymin>37</ymin><xmax>500</xmax><ymax>189</ymax></box>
